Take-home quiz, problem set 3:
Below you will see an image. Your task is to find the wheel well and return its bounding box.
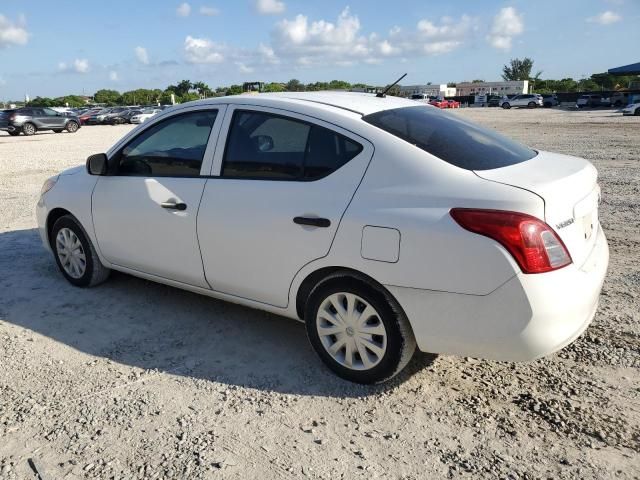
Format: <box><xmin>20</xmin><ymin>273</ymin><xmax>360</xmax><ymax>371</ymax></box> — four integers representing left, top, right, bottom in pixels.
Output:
<box><xmin>46</xmin><ymin>208</ymin><xmax>72</xmax><ymax>247</ymax></box>
<box><xmin>295</xmin><ymin>267</ymin><xmax>397</xmax><ymax>320</ymax></box>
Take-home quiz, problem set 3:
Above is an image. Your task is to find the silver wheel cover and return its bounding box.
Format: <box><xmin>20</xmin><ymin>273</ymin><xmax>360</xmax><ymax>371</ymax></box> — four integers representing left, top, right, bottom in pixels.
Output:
<box><xmin>55</xmin><ymin>228</ymin><xmax>87</xmax><ymax>279</ymax></box>
<box><xmin>316</xmin><ymin>292</ymin><xmax>388</xmax><ymax>371</ymax></box>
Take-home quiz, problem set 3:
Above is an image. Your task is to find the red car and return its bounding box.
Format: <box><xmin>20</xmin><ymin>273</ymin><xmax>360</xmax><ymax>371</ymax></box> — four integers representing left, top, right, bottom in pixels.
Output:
<box><xmin>446</xmin><ymin>99</ymin><xmax>460</xmax><ymax>108</ymax></box>
<box><xmin>78</xmin><ymin>109</ymin><xmax>102</xmax><ymax>125</ymax></box>
<box><xmin>428</xmin><ymin>97</ymin><xmax>449</xmax><ymax>109</ymax></box>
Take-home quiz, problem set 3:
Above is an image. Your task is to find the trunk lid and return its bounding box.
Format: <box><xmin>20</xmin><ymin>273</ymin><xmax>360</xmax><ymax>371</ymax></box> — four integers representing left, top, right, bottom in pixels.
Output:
<box><xmin>474</xmin><ymin>150</ymin><xmax>600</xmax><ymax>268</ymax></box>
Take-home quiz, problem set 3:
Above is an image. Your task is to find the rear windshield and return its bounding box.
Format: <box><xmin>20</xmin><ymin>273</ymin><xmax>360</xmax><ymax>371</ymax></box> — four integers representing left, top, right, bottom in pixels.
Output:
<box><xmin>362</xmin><ymin>106</ymin><xmax>537</xmax><ymax>170</ymax></box>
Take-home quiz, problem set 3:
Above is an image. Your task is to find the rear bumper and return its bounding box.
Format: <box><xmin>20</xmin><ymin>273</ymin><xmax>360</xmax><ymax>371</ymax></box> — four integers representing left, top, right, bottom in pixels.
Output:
<box><xmin>388</xmin><ymin>226</ymin><xmax>609</xmax><ymax>361</ymax></box>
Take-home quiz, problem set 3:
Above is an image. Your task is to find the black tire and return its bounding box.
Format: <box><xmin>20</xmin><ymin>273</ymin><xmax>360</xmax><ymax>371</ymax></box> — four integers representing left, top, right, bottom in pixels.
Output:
<box><xmin>51</xmin><ymin>215</ymin><xmax>110</xmax><ymax>287</ymax></box>
<box><xmin>22</xmin><ymin>122</ymin><xmax>36</xmax><ymax>136</ymax></box>
<box><xmin>501</xmin><ymin>102</ymin><xmax>511</xmax><ymax>109</ymax></box>
<box><xmin>635</xmin><ymin>108</ymin><xmax>640</xmax><ymax>117</ymax></box>
<box><xmin>8</xmin><ymin>131</ymin><xmax>20</xmax><ymax>136</ymax></box>
<box><xmin>304</xmin><ymin>273</ymin><xmax>416</xmax><ymax>384</ymax></box>
<box><xmin>66</xmin><ymin>121</ymin><xmax>79</xmax><ymax>133</ymax></box>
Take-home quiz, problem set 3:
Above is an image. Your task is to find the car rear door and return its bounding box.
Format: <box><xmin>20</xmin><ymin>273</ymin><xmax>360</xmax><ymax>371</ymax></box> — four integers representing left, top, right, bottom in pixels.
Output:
<box><xmin>197</xmin><ymin>105</ymin><xmax>374</xmax><ymax>307</ymax></box>
<box><xmin>92</xmin><ymin>105</ymin><xmax>226</xmax><ymax>287</ymax></box>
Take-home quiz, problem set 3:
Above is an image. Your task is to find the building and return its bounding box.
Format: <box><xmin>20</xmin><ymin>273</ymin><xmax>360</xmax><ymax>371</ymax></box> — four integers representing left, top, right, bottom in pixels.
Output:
<box><xmin>399</xmin><ymin>84</ymin><xmax>456</xmax><ymax>98</ymax></box>
<box><xmin>455</xmin><ymin>80</ymin><xmax>529</xmax><ymax>96</ymax></box>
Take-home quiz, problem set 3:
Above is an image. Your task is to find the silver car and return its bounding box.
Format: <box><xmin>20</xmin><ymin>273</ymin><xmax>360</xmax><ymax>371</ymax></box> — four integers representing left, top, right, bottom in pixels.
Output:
<box><xmin>501</xmin><ymin>94</ymin><xmax>543</xmax><ymax>109</ymax></box>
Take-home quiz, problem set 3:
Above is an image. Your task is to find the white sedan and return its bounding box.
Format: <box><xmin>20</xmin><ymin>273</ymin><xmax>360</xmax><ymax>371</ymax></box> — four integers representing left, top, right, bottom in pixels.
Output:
<box><xmin>36</xmin><ymin>92</ymin><xmax>609</xmax><ymax>383</ymax></box>
<box><xmin>622</xmin><ymin>103</ymin><xmax>640</xmax><ymax>116</ymax></box>
<box><xmin>130</xmin><ymin>108</ymin><xmax>162</xmax><ymax>124</ymax></box>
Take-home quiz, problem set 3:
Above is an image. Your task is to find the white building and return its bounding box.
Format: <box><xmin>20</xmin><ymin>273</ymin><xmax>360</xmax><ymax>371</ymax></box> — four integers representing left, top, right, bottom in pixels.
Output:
<box><xmin>455</xmin><ymin>80</ymin><xmax>529</xmax><ymax>96</ymax></box>
<box><xmin>399</xmin><ymin>84</ymin><xmax>457</xmax><ymax>98</ymax></box>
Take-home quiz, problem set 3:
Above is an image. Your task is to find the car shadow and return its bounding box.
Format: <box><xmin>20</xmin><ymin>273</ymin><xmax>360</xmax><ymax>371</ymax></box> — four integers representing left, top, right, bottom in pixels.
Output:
<box><xmin>0</xmin><ymin>228</ymin><xmax>436</xmax><ymax>398</ymax></box>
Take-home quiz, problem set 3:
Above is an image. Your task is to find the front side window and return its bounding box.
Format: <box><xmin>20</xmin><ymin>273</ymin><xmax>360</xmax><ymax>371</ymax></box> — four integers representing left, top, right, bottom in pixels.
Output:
<box><xmin>222</xmin><ymin>110</ymin><xmax>363</xmax><ymax>181</ymax></box>
<box><xmin>117</xmin><ymin>110</ymin><xmax>217</xmax><ymax>177</ymax></box>
<box><xmin>363</xmin><ymin>106</ymin><xmax>537</xmax><ymax>171</ymax></box>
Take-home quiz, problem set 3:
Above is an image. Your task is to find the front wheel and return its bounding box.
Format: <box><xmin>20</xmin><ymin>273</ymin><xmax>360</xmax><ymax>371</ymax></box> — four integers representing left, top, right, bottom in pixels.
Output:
<box><xmin>501</xmin><ymin>103</ymin><xmax>511</xmax><ymax>109</ymax></box>
<box><xmin>66</xmin><ymin>121</ymin><xmax>79</xmax><ymax>133</ymax></box>
<box><xmin>305</xmin><ymin>274</ymin><xmax>416</xmax><ymax>384</ymax></box>
<box><xmin>51</xmin><ymin>215</ymin><xmax>110</xmax><ymax>287</ymax></box>
<box><xmin>635</xmin><ymin>108</ymin><xmax>640</xmax><ymax>116</ymax></box>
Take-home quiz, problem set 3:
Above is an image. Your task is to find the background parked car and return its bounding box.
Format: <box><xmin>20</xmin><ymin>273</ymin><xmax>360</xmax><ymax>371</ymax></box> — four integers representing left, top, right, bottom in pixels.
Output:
<box><xmin>622</xmin><ymin>102</ymin><xmax>640</xmax><ymax>116</ymax></box>
<box><xmin>428</xmin><ymin>96</ymin><xmax>449</xmax><ymax>109</ymax></box>
<box><xmin>130</xmin><ymin>108</ymin><xmax>162</xmax><ymax>124</ymax></box>
<box><xmin>108</xmin><ymin>109</ymin><xmax>143</xmax><ymax>125</ymax></box>
<box><xmin>501</xmin><ymin>94</ymin><xmax>543</xmax><ymax>109</ymax></box>
<box><xmin>78</xmin><ymin>108</ymin><xmax>102</xmax><ymax>125</ymax></box>
<box><xmin>576</xmin><ymin>94</ymin><xmax>604</xmax><ymax>108</ymax></box>
<box><xmin>541</xmin><ymin>94</ymin><xmax>559</xmax><ymax>108</ymax></box>
<box><xmin>487</xmin><ymin>95</ymin><xmax>503</xmax><ymax>107</ymax></box>
<box><xmin>0</xmin><ymin>107</ymin><xmax>80</xmax><ymax>136</ymax></box>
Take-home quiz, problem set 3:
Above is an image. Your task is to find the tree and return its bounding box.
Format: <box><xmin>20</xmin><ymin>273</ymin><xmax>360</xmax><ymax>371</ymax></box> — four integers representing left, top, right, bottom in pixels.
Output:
<box><xmin>57</xmin><ymin>95</ymin><xmax>86</xmax><ymax>107</ymax></box>
<box><xmin>263</xmin><ymin>82</ymin><xmax>285</xmax><ymax>92</ymax></box>
<box><xmin>192</xmin><ymin>81</ymin><xmax>213</xmax><ymax>98</ymax></box>
<box><xmin>502</xmin><ymin>58</ymin><xmax>537</xmax><ymax>81</ymax></box>
<box><xmin>471</xmin><ymin>79</ymin><xmax>485</xmax><ymax>83</ymax></box>
<box><xmin>447</xmin><ymin>82</ymin><xmax>457</xmax><ymax>87</ymax></box>
<box><xmin>226</xmin><ymin>85</ymin><xmax>243</xmax><ymax>96</ymax></box>
<box><xmin>167</xmin><ymin>80</ymin><xmax>193</xmax><ymax>97</ymax></box>
<box><xmin>285</xmin><ymin>79</ymin><xmax>305</xmax><ymax>92</ymax></box>
<box><xmin>29</xmin><ymin>97</ymin><xmax>56</xmax><ymax>107</ymax></box>
<box><xmin>328</xmin><ymin>80</ymin><xmax>351</xmax><ymax>90</ymax></box>
<box><xmin>94</xmin><ymin>89</ymin><xmax>121</xmax><ymax>105</ymax></box>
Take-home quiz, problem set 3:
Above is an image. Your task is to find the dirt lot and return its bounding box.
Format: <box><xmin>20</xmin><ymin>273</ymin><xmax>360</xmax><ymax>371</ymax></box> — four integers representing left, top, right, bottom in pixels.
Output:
<box><xmin>0</xmin><ymin>108</ymin><xmax>638</xmax><ymax>479</ymax></box>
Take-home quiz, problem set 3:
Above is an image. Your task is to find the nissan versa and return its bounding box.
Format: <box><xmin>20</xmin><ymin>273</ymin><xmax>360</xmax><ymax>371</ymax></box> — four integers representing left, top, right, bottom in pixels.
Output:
<box><xmin>36</xmin><ymin>92</ymin><xmax>609</xmax><ymax>384</ymax></box>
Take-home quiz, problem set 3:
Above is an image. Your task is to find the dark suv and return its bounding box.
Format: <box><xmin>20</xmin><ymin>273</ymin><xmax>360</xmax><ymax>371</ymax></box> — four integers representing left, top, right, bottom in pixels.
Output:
<box><xmin>0</xmin><ymin>107</ymin><xmax>81</xmax><ymax>136</ymax></box>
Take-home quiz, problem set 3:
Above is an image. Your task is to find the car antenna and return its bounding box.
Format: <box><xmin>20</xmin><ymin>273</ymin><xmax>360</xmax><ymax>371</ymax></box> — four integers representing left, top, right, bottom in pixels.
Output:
<box><xmin>376</xmin><ymin>73</ymin><xmax>407</xmax><ymax>98</ymax></box>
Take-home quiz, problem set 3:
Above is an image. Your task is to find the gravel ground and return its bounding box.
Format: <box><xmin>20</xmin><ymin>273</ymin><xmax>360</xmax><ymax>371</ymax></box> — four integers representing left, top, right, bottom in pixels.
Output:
<box><xmin>0</xmin><ymin>108</ymin><xmax>638</xmax><ymax>479</ymax></box>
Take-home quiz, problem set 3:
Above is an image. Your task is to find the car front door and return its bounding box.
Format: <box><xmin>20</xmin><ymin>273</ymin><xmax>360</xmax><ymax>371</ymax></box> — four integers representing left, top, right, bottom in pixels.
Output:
<box><xmin>197</xmin><ymin>106</ymin><xmax>374</xmax><ymax>307</ymax></box>
<box><xmin>92</xmin><ymin>106</ymin><xmax>226</xmax><ymax>287</ymax></box>
<box><xmin>42</xmin><ymin>108</ymin><xmax>67</xmax><ymax>128</ymax></box>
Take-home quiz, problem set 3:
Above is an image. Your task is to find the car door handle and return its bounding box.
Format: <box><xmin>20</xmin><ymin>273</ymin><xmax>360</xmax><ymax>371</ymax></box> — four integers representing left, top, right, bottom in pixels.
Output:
<box><xmin>293</xmin><ymin>216</ymin><xmax>331</xmax><ymax>228</ymax></box>
<box><xmin>161</xmin><ymin>201</ymin><xmax>187</xmax><ymax>211</ymax></box>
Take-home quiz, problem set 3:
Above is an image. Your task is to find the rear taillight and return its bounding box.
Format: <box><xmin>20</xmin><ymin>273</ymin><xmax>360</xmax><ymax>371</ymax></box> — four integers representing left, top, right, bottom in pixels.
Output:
<box><xmin>450</xmin><ymin>208</ymin><xmax>572</xmax><ymax>274</ymax></box>
<box><xmin>9</xmin><ymin>114</ymin><xmax>16</xmax><ymax>121</ymax></box>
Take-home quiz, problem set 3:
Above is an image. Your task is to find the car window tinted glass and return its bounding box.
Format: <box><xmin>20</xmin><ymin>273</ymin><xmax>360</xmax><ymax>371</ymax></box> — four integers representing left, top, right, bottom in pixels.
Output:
<box><xmin>222</xmin><ymin>110</ymin><xmax>363</xmax><ymax>181</ymax></box>
<box><xmin>118</xmin><ymin>110</ymin><xmax>217</xmax><ymax>177</ymax></box>
<box><xmin>43</xmin><ymin>108</ymin><xmax>58</xmax><ymax>116</ymax></box>
<box><xmin>363</xmin><ymin>106</ymin><xmax>537</xmax><ymax>171</ymax></box>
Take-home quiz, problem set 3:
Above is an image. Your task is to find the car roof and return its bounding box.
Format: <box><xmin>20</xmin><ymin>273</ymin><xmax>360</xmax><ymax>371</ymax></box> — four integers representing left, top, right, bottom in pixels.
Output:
<box><xmin>182</xmin><ymin>92</ymin><xmax>418</xmax><ymax>117</ymax></box>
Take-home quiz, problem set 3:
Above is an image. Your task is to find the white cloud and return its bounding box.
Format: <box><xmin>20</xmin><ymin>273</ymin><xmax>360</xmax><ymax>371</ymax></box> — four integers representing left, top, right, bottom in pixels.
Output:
<box><xmin>184</xmin><ymin>35</ymin><xmax>225</xmax><ymax>63</ymax></box>
<box><xmin>255</xmin><ymin>0</ymin><xmax>285</xmax><ymax>15</ymax></box>
<box><xmin>199</xmin><ymin>6</ymin><xmax>219</xmax><ymax>16</ymax></box>
<box><xmin>0</xmin><ymin>14</ymin><xmax>29</xmax><ymax>48</ymax></box>
<box><xmin>236</xmin><ymin>62</ymin><xmax>254</xmax><ymax>73</ymax></box>
<box><xmin>269</xmin><ymin>9</ymin><xmax>472</xmax><ymax>67</ymax></box>
<box><xmin>59</xmin><ymin>58</ymin><xmax>90</xmax><ymax>74</ymax></box>
<box><xmin>487</xmin><ymin>7</ymin><xmax>524</xmax><ymax>50</ymax></box>
<box><xmin>176</xmin><ymin>2</ymin><xmax>191</xmax><ymax>17</ymax></box>
<box><xmin>109</xmin><ymin>71</ymin><xmax>119</xmax><ymax>81</ymax></box>
<box><xmin>587</xmin><ymin>11</ymin><xmax>622</xmax><ymax>25</ymax></box>
<box><xmin>135</xmin><ymin>46</ymin><xmax>149</xmax><ymax>64</ymax></box>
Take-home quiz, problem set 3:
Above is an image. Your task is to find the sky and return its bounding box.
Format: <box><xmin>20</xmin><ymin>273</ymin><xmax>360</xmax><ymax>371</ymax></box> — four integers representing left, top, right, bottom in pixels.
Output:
<box><xmin>0</xmin><ymin>0</ymin><xmax>638</xmax><ymax>99</ymax></box>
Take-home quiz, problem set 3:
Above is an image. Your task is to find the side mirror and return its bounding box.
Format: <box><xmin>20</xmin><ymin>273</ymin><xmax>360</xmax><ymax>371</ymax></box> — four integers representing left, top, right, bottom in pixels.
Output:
<box><xmin>86</xmin><ymin>153</ymin><xmax>108</xmax><ymax>175</ymax></box>
<box><xmin>255</xmin><ymin>135</ymin><xmax>274</xmax><ymax>152</ymax></box>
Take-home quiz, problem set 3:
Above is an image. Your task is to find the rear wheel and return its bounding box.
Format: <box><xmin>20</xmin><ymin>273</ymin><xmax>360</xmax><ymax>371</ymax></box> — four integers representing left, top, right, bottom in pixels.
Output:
<box><xmin>51</xmin><ymin>215</ymin><xmax>110</xmax><ymax>287</ymax></box>
<box><xmin>66</xmin><ymin>121</ymin><xmax>79</xmax><ymax>133</ymax></box>
<box><xmin>528</xmin><ymin>101</ymin><xmax>536</xmax><ymax>108</ymax></box>
<box><xmin>635</xmin><ymin>108</ymin><xmax>640</xmax><ymax>116</ymax></box>
<box><xmin>305</xmin><ymin>273</ymin><xmax>416</xmax><ymax>384</ymax></box>
<box><xmin>22</xmin><ymin>123</ymin><xmax>36</xmax><ymax>136</ymax></box>
<box><xmin>502</xmin><ymin>102</ymin><xmax>511</xmax><ymax>109</ymax></box>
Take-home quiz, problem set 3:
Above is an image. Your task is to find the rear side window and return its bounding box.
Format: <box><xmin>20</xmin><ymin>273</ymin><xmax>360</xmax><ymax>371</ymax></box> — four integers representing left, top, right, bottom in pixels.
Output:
<box><xmin>363</xmin><ymin>106</ymin><xmax>537</xmax><ymax>171</ymax></box>
<box><xmin>222</xmin><ymin>110</ymin><xmax>363</xmax><ymax>181</ymax></box>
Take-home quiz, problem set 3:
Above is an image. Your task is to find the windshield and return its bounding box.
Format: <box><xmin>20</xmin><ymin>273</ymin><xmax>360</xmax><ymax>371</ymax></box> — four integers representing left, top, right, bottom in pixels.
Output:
<box><xmin>363</xmin><ymin>106</ymin><xmax>537</xmax><ymax>171</ymax></box>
